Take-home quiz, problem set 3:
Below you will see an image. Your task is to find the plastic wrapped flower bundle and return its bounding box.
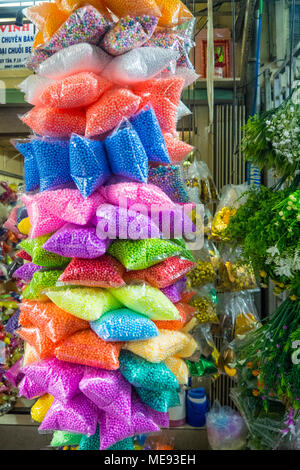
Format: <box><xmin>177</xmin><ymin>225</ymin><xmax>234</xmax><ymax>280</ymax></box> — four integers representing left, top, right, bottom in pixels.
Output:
<box><xmin>6</xmin><ymin>0</ymin><xmax>201</xmax><ymax>451</ymax></box>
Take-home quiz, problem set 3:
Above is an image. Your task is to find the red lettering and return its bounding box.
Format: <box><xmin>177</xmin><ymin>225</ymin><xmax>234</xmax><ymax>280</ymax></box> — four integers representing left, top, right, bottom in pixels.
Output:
<box><xmin>22</xmin><ymin>24</ymin><xmax>29</xmax><ymax>32</ymax></box>
<box><xmin>0</xmin><ymin>25</ymin><xmax>7</xmax><ymax>33</ymax></box>
<box><xmin>13</xmin><ymin>26</ymin><xmax>21</xmax><ymax>32</ymax></box>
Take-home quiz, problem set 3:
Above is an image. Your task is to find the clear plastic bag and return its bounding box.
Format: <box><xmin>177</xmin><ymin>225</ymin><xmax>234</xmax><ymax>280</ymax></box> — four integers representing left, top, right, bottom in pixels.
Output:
<box><xmin>206</xmin><ymin>401</ymin><xmax>248</xmax><ymax>450</ymax></box>
<box><xmin>21</xmin><ymin>194</ymin><xmax>65</xmax><ymax>238</ymax></box>
<box><xmin>103</xmin><ymin>0</ymin><xmax>161</xmax><ymax>18</ymax></box>
<box><xmin>123</xmin><ymin>256</ymin><xmax>195</xmax><ymax>288</ymax></box>
<box><xmin>187</xmin><ymin>239</ymin><xmax>219</xmax><ymax>288</ymax></box>
<box><xmin>148</xmin><ymin>165</ymin><xmax>190</xmax><ymax>203</ymax></box>
<box><xmin>21</xmin><ymin>106</ymin><xmax>86</xmax><ymax>138</ymax></box>
<box><xmin>37</xmin><ymin>43</ymin><xmax>111</xmax><ymax>80</ymax></box>
<box><xmin>133</xmin><ymin>77</ymin><xmax>185</xmax><ymax>133</ymax></box>
<box><xmin>160</xmin><ymin>276</ymin><xmax>186</xmax><ymax>303</ymax></box>
<box><xmin>46</xmin><ymin>286</ymin><xmax>122</xmax><ymax>321</ymax></box>
<box><xmin>190</xmin><ymin>284</ymin><xmax>219</xmax><ymax>324</ymax></box>
<box><xmin>156</xmin><ymin>0</ymin><xmax>194</xmax><ymax>27</ymax></box>
<box><xmin>164</xmin><ymin>356</ymin><xmax>189</xmax><ymax>385</ymax></box>
<box><xmin>217</xmin><ymin>246</ymin><xmax>257</xmax><ymax>292</ymax></box>
<box><xmin>20</xmin><ymin>234</ymin><xmax>70</xmax><ymax>268</ymax></box>
<box><xmin>28</xmin><ymin>188</ymin><xmax>105</xmax><ymax>226</ymax></box>
<box><xmin>24</xmin><ymin>2</ymin><xmax>68</xmax><ymax>42</ymax></box>
<box><xmin>153</xmin><ymin>300</ymin><xmax>196</xmax><ymax>331</ymax></box>
<box><xmin>32</xmin><ymin>137</ymin><xmax>72</xmax><ymax>192</ymax></box>
<box><xmin>85</xmin><ymin>88</ymin><xmax>141</xmax><ymax>137</ymax></box>
<box><xmin>51</xmin><ymin>431</ymin><xmax>82</xmax><ymax>448</ymax></box>
<box><xmin>219</xmin><ymin>291</ymin><xmax>260</xmax><ymax>344</ymax></box>
<box><xmin>184</xmin><ymin>159</ymin><xmax>219</xmax><ymax>204</ymax></box>
<box><xmin>17</xmin><ymin>326</ymin><xmax>56</xmax><ymax>359</ymax></box>
<box><xmin>125</xmin><ymin>329</ymin><xmax>191</xmax><ymax>363</ymax></box>
<box><xmin>22</xmin><ymin>269</ymin><xmax>64</xmax><ymax>301</ymax></box>
<box><xmin>119</xmin><ymin>350</ymin><xmax>179</xmax><ymax>391</ymax></box>
<box><xmin>102</xmin><ymin>15</ymin><xmax>158</xmax><ymax>56</ymax></box>
<box><xmin>18</xmin><ymin>75</ymin><xmax>54</xmax><ymax>106</ymax></box>
<box><xmin>12</xmin><ymin>139</ymin><xmax>39</xmax><ymax>192</ymax></box>
<box><xmin>101</xmin><ymin>181</ymin><xmax>176</xmax><ymax>211</ymax></box>
<box><xmin>104</xmin><ymin>120</ymin><xmax>148</xmax><ymax>183</ymax></box>
<box><xmin>23</xmin><ymin>358</ymin><xmax>85</xmax><ymax>404</ymax></box>
<box><xmin>40</xmin><ymin>72</ymin><xmax>112</xmax><ymax>109</ymax></box>
<box><xmin>13</xmin><ymin>263</ymin><xmax>42</xmax><ymax>282</ymax></box>
<box><xmin>19</xmin><ymin>300</ymin><xmax>89</xmax><ymax>343</ymax></box>
<box><xmin>90</xmin><ymin>308</ymin><xmax>158</xmax><ymax>342</ymax></box>
<box><xmin>41</xmin><ymin>6</ymin><xmax>112</xmax><ymax>53</ymax></box>
<box><xmin>31</xmin><ymin>393</ymin><xmax>54</xmax><ymax>423</ymax></box>
<box><xmin>38</xmin><ymin>394</ymin><xmax>98</xmax><ymax>436</ymax></box>
<box><xmin>58</xmin><ymin>255</ymin><xmax>125</xmax><ymax>288</ymax></box>
<box><xmin>93</xmin><ymin>203</ymin><xmax>160</xmax><ymax>240</ymax></box>
<box><xmin>70</xmin><ymin>134</ymin><xmax>111</xmax><ymax>198</ymax></box>
<box><xmin>55</xmin><ymin>330</ymin><xmax>122</xmax><ymax>370</ymax></box>
<box><xmin>109</xmin><ymin>284</ymin><xmax>180</xmax><ymax>321</ymax></box>
<box><xmin>163</xmin><ymin>132</ymin><xmax>194</xmax><ymax>163</ymax></box>
<box><xmin>129</xmin><ymin>105</ymin><xmax>170</xmax><ymax>163</ymax></box>
<box><xmin>211</xmin><ymin>183</ymin><xmax>249</xmax><ymax>241</ymax></box>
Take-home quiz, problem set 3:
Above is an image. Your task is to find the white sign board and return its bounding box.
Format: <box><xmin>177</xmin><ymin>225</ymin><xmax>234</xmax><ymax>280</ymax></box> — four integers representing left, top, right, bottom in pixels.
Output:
<box><xmin>0</xmin><ymin>23</ymin><xmax>34</xmax><ymax>69</ymax></box>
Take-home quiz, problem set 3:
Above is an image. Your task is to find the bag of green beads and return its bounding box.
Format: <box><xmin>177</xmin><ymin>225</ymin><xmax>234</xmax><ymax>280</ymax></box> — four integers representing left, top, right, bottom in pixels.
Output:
<box><xmin>136</xmin><ymin>387</ymin><xmax>180</xmax><ymax>413</ymax></box>
<box><xmin>23</xmin><ymin>269</ymin><xmax>64</xmax><ymax>301</ymax></box>
<box><xmin>108</xmin><ymin>238</ymin><xmax>194</xmax><ymax>271</ymax></box>
<box><xmin>20</xmin><ymin>234</ymin><xmax>70</xmax><ymax>268</ymax></box>
<box><xmin>51</xmin><ymin>431</ymin><xmax>83</xmax><ymax>447</ymax></box>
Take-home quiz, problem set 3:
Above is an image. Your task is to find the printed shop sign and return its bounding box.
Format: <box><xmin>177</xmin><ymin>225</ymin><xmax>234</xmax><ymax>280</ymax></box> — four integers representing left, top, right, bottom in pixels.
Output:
<box><xmin>0</xmin><ymin>23</ymin><xmax>34</xmax><ymax>69</ymax></box>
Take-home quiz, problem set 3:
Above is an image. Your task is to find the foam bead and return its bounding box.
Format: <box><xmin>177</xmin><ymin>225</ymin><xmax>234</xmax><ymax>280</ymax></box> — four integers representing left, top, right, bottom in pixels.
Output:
<box><xmin>58</xmin><ymin>256</ymin><xmax>126</xmax><ymax>288</ymax></box>
<box><xmin>40</xmin><ymin>72</ymin><xmax>113</xmax><ymax>108</ymax></box>
<box><xmin>19</xmin><ymin>300</ymin><xmax>89</xmax><ymax>343</ymax></box>
<box><xmin>22</xmin><ymin>194</ymin><xmax>65</xmax><ymax>238</ymax></box>
<box><xmin>22</xmin><ymin>270</ymin><xmax>64</xmax><ymax>301</ymax></box>
<box><xmin>37</xmin><ymin>43</ymin><xmax>112</xmax><ymax>80</ymax></box>
<box><xmin>21</xmin><ymin>106</ymin><xmax>86</xmax><ymax>138</ymax></box>
<box><xmin>43</xmin><ymin>224</ymin><xmax>111</xmax><ymax>259</ymax></box>
<box><xmin>13</xmin><ymin>140</ymin><xmax>39</xmax><ymax>192</ymax></box>
<box><xmin>104</xmin><ymin>124</ymin><xmax>148</xmax><ymax>183</ymax></box>
<box><xmin>109</xmin><ymin>284</ymin><xmax>180</xmax><ymax>321</ymax></box>
<box><xmin>135</xmin><ymin>387</ymin><xmax>179</xmax><ymax>412</ymax></box>
<box><xmin>130</xmin><ymin>105</ymin><xmax>170</xmax><ymax>163</ymax></box>
<box><xmin>13</xmin><ymin>263</ymin><xmax>42</xmax><ymax>282</ymax></box>
<box><xmin>54</xmin><ymin>329</ymin><xmax>123</xmax><ymax>369</ymax></box>
<box><xmin>31</xmin><ymin>393</ymin><xmax>54</xmax><ymax>423</ymax></box>
<box><xmin>69</xmin><ymin>134</ymin><xmax>111</xmax><ymax>198</ymax></box>
<box><xmin>90</xmin><ymin>308</ymin><xmax>158</xmax><ymax>342</ymax></box>
<box><xmin>20</xmin><ymin>234</ymin><xmax>70</xmax><ymax>268</ymax></box>
<box><xmin>85</xmin><ymin>88</ymin><xmax>141</xmax><ymax>137</ymax></box>
<box><xmin>46</xmin><ymin>286</ymin><xmax>122</xmax><ymax>321</ymax></box>
<box><xmin>163</xmin><ymin>131</ymin><xmax>194</xmax><ymax>162</ymax></box>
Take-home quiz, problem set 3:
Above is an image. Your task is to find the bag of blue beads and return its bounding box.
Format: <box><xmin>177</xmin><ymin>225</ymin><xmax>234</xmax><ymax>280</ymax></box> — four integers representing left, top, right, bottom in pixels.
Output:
<box><xmin>130</xmin><ymin>105</ymin><xmax>170</xmax><ymax>164</ymax></box>
<box><xmin>104</xmin><ymin>120</ymin><xmax>148</xmax><ymax>183</ymax></box>
<box><xmin>136</xmin><ymin>387</ymin><xmax>180</xmax><ymax>413</ymax></box>
<box><xmin>90</xmin><ymin>308</ymin><xmax>158</xmax><ymax>342</ymax></box>
<box><xmin>32</xmin><ymin>137</ymin><xmax>72</xmax><ymax>192</ymax></box>
<box><xmin>12</xmin><ymin>139</ymin><xmax>39</xmax><ymax>192</ymax></box>
<box><xmin>119</xmin><ymin>350</ymin><xmax>179</xmax><ymax>392</ymax></box>
<box><xmin>69</xmin><ymin>134</ymin><xmax>111</xmax><ymax>198</ymax></box>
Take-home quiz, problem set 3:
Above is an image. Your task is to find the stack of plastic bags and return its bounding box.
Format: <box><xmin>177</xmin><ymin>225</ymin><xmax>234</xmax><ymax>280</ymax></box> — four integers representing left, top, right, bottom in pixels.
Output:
<box><xmin>7</xmin><ymin>0</ymin><xmax>200</xmax><ymax>451</ymax></box>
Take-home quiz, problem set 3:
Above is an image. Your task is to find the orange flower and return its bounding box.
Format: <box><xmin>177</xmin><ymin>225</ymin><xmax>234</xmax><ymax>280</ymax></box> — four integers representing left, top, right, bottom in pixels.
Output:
<box><xmin>252</xmin><ymin>389</ymin><xmax>260</xmax><ymax>397</ymax></box>
<box><xmin>252</xmin><ymin>369</ymin><xmax>260</xmax><ymax>377</ymax></box>
<box><xmin>246</xmin><ymin>361</ymin><xmax>253</xmax><ymax>369</ymax></box>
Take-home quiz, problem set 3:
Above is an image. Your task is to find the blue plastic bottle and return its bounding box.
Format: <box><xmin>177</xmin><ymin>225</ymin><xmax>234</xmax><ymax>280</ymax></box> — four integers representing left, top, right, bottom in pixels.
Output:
<box><xmin>186</xmin><ymin>388</ymin><xmax>209</xmax><ymax>427</ymax></box>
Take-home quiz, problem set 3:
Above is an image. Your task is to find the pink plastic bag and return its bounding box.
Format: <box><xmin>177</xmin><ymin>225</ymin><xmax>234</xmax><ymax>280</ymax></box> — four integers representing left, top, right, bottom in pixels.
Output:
<box><xmin>22</xmin><ymin>193</ymin><xmax>65</xmax><ymax>239</ymax></box>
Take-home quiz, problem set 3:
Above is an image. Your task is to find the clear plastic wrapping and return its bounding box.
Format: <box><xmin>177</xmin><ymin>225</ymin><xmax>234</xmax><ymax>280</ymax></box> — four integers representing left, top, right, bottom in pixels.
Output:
<box><xmin>184</xmin><ymin>159</ymin><xmax>219</xmax><ymax>204</ymax></box>
<box><xmin>19</xmin><ymin>300</ymin><xmax>89</xmax><ymax>343</ymax></box>
<box><xmin>217</xmin><ymin>246</ymin><xmax>257</xmax><ymax>292</ymax></box>
<box><xmin>57</xmin><ymin>256</ymin><xmax>125</xmax><ymax>288</ymax></box>
<box><xmin>37</xmin><ymin>43</ymin><xmax>112</xmax><ymax>80</ymax></box>
<box><xmin>104</xmin><ymin>120</ymin><xmax>148</xmax><ymax>183</ymax></box>
<box><xmin>46</xmin><ymin>286</ymin><xmax>122</xmax><ymax>321</ymax></box>
<box><xmin>148</xmin><ymin>165</ymin><xmax>190</xmax><ymax>204</ymax></box>
<box><xmin>109</xmin><ymin>284</ymin><xmax>180</xmax><ymax>321</ymax></box>
<box><xmin>23</xmin><ymin>269</ymin><xmax>64</xmax><ymax>301</ymax></box>
<box><xmin>69</xmin><ymin>134</ymin><xmax>111</xmax><ymax>198</ymax></box>
<box><xmin>90</xmin><ymin>308</ymin><xmax>158</xmax><ymax>342</ymax></box>
<box><xmin>21</xmin><ymin>194</ymin><xmax>65</xmax><ymax>238</ymax></box>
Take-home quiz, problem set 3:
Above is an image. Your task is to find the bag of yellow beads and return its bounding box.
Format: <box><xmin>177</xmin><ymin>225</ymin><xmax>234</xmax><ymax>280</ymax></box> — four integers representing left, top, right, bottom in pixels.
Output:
<box><xmin>183</xmin><ymin>158</ymin><xmax>219</xmax><ymax>205</ymax></box>
<box><xmin>217</xmin><ymin>246</ymin><xmax>257</xmax><ymax>292</ymax></box>
<box><xmin>211</xmin><ymin>183</ymin><xmax>248</xmax><ymax>241</ymax></box>
<box><xmin>187</xmin><ymin>239</ymin><xmax>219</xmax><ymax>288</ymax></box>
<box><xmin>190</xmin><ymin>284</ymin><xmax>219</xmax><ymax>324</ymax></box>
